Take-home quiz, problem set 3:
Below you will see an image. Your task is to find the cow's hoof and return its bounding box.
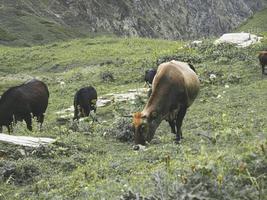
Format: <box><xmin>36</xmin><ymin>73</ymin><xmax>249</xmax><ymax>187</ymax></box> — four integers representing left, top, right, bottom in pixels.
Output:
<box><xmin>133</xmin><ymin>145</ymin><xmax>140</xmax><ymax>151</ymax></box>
<box><xmin>174</xmin><ymin>138</ymin><xmax>181</xmax><ymax>144</ymax></box>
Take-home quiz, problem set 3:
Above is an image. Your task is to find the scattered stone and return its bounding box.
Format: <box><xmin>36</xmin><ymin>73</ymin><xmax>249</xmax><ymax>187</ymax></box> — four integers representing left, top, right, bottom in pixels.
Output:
<box><xmin>216</xmin><ymin>94</ymin><xmax>222</xmax><ymax>99</ymax></box>
<box><xmin>17</xmin><ymin>149</ymin><xmax>26</xmax><ymax>156</ymax></box>
<box><xmin>97</xmin><ymin>98</ymin><xmax>112</xmax><ymax>107</ymax></box>
<box><xmin>133</xmin><ymin>144</ymin><xmax>146</xmax><ymax>151</ymax></box>
<box><xmin>56</xmin><ymin>88</ymin><xmax>148</xmax><ymax>117</ymax></box>
<box><xmin>189</xmin><ymin>40</ymin><xmax>203</xmax><ymax>47</ymax></box>
<box><xmin>209</xmin><ymin>74</ymin><xmax>217</xmax><ymax>81</ymax></box>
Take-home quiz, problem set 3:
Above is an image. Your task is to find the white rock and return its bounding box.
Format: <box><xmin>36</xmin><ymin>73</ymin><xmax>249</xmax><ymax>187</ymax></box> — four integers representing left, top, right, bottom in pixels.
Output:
<box><xmin>0</xmin><ymin>133</ymin><xmax>55</xmax><ymax>147</ymax></box>
<box><xmin>97</xmin><ymin>98</ymin><xmax>112</xmax><ymax>107</ymax></box>
<box><xmin>133</xmin><ymin>144</ymin><xmax>147</xmax><ymax>151</ymax></box>
<box><xmin>55</xmin><ymin>87</ymin><xmax>148</xmax><ymax>114</ymax></box>
<box><xmin>209</xmin><ymin>74</ymin><xmax>217</xmax><ymax>80</ymax></box>
<box><xmin>214</xmin><ymin>33</ymin><xmax>262</xmax><ymax>48</ymax></box>
<box><xmin>192</xmin><ymin>40</ymin><xmax>203</xmax><ymax>45</ymax></box>
<box><xmin>59</xmin><ymin>81</ymin><xmax>65</xmax><ymax>89</ymax></box>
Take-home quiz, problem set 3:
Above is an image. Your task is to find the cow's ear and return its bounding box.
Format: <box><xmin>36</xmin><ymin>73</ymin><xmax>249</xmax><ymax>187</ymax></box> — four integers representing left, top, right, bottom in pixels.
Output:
<box><xmin>151</xmin><ymin>111</ymin><xmax>158</xmax><ymax>118</ymax></box>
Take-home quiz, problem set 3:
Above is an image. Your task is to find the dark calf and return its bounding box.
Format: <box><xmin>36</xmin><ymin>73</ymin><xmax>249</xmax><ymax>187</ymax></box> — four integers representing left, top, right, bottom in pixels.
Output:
<box><xmin>259</xmin><ymin>51</ymin><xmax>267</xmax><ymax>75</ymax></box>
<box><xmin>144</xmin><ymin>69</ymin><xmax>157</xmax><ymax>85</ymax></box>
<box><xmin>73</xmin><ymin>86</ymin><xmax>98</xmax><ymax>121</ymax></box>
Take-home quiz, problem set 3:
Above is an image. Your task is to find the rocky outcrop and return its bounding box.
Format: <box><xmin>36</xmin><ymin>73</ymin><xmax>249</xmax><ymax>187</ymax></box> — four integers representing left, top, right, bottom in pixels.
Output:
<box><xmin>41</xmin><ymin>0</ymin><xmax>267</xmax><ymax>39</ymax></box>
<box><xmin>215</xmin><ymin>33</ymin><xmax>263</xmax><ymax>48</ymax></box>
<box><xmin>0</xmin><ymin>0</ymin><xmax>266</xmax><ymax>45</ymax></box>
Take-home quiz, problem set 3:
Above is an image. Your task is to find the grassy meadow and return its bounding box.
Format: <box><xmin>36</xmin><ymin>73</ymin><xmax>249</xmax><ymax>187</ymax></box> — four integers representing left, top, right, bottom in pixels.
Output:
<box><xmin>0</xmin><ymin>12</ymin><xmax>267</xmax><ymax>200</ymax></box>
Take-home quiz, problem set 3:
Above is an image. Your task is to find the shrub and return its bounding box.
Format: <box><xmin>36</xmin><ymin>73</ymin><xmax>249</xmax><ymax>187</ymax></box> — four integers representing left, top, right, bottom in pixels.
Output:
<box><xmin>100</xmin><ymin>71</ymin><xmax>115</xmax><ymax>82</ymax></box>
<box><xmin>109</xmin><ymin>117</ymin><xmax>134</xmax><ymax>142</ymax></box>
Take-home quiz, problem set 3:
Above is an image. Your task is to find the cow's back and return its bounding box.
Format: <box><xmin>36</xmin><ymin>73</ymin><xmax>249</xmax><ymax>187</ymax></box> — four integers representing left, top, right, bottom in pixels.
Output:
<box><xmin>20</xmin><ymin>80</ymin><xmax>49</xmax><ymax>113</ymax></box>
<box><xmin>75</xmin><ymin>87</ymin><xmax>97</xmax><ymax>105</ymax></box>
<box><xmin>170</xmin><ymin>60</ymin><xmax>200</xmax><ymax>106</ymax></box>
<box><xmin>153</xmin><ymin>60</ymin><xmax>199</xmax><ymax>107</ymax></box>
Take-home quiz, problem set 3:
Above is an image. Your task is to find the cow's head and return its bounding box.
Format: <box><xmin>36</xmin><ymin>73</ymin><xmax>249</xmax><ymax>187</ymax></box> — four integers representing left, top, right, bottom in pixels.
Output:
<box><xmin>133</xmin><ymin>111</ymin><xmax>160</xmax><ymax>145</ymax></box>
<box><xmin>90</xmin><ymin>99</ymin><xmax>97</xmax><ymax>112</ymax></box>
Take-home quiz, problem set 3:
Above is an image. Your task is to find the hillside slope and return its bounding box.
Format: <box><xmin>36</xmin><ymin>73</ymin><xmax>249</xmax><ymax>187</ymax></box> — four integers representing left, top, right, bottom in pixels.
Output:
<box><xmin>237</xmin><ymin>8</ymin><xmax>267</xmax><ymax>36</ymax></box>
<box><xmin>0</xmin><ymin>6</ymin><xmax>267</xmax><ymax>200</ymax></box>
<box><xmin>0</xmin><ymin>0</ymin><xmax>266</xmax><ymax>46</ymax></box>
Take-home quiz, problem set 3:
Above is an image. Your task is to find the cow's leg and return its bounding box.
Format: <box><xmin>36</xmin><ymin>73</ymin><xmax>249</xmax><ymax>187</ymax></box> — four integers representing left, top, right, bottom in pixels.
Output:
<box><xmin>0</xmin><ymin>126</ymin><xmax>2</xmax><ymax>133</ymax></box>
<box><xmin>37</xmin><ymin>114</ymin><xmax>45</xmax><ymax>130</ymax></box>
<box><xmin>94</xmin><ymin>111</ymin><xmax>99</xmax><ymax>123</ymax></box>
<box><xmin>89</xmin><ymin>112</ymin><xmax>96</xmax><ymax>122</ymax></box>
<box><xmin>262</xmin><ymin>65</ymin><xmax>265</xmax><ymax>75</ymax></box>
<box><xmin>7</xmin><ymin>116</ymin><xmax>15</xmax><ymax>134</ymax></box>
<box><xmin>7</xmin><ymin>126</ymin><xmax>11</xmax><ymax>134</ymax></box>
<box><xmin>24</xmin><ymin>114</ymin><xmax>32</xmax><ymax>131</ymax></box>
<box><xmin>73</xmin><ymin>105</ymin><xmax>79</xmax><ymax>121</ymax></box>
<box><xmin>175</xmin><ymin>106</ymin><xmax>187</xmax><ymax>142</ymax></box>
<box><xmin>7</xmin><ymin>124</ymin><xmax>13</xmax><ymax>134</ymax></box>
<box><xmin>90</xmin><ymin>107</ymin><xmax>99</xmax><ymax>122</ymax></box>
<box><xmin>168</xmin><ymin>120</ymin><xmax>176</xmax><ymax>134</ymax></box>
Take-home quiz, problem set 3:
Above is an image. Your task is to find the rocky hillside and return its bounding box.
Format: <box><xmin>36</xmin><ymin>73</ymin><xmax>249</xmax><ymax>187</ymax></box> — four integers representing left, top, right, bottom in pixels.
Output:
<box><xmin>0</xmin><ymin>0</ymin><xmax>266</xmax><ymax>46</ymax></box>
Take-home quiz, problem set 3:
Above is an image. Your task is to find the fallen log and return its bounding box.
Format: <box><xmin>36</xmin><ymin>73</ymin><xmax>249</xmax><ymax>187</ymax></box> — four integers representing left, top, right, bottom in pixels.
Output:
<box><xmin>0</xmin><ymin>133</ymin><xmax>56</xmax><ymax>147</ymax></box>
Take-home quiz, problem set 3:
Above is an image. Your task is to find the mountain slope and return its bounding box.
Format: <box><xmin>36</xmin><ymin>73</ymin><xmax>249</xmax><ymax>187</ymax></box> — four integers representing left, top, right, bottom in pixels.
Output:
<box><xmin>0</xmin><ymin>0</ymin><xmax>266</xmax><ymax>46</ymax></box>
<box><xmin>237</xmin><ymin>8</ymin><xmax>267</xmax><ymax>36</ymax></box>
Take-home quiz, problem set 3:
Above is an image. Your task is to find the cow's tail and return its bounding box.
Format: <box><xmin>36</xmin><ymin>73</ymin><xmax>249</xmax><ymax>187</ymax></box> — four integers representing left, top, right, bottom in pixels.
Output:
<box><xmin>73</xmin><ymin>93</ymin><xmax>79</xmax><ymax>120</ymax></box>
<box><xmin>44</xmin><ymin>84</ymin><xmax>50</xmax><ymax>98</ymax></box>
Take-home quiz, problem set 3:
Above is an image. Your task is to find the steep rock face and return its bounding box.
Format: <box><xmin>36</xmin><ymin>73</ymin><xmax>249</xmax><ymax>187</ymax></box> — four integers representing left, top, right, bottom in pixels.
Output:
<box><xmin>0</xmin><ymin>0</ymin><xmax>266</xmax><ymax>45</ymax></box>
<box><xmin>45</xmin><ymin>0</ymin><xmax>266</xmax><ymax>39</ymax></box>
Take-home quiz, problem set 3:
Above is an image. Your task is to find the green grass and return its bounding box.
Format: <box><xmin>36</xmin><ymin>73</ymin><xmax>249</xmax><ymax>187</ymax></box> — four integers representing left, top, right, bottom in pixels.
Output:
<box><xmin>237</xmin><ymin>8</ymin><xmax>267</xmax><ymax>37</ymax></box>
<box><xmin>0</xmin><ymin>9</ymin><xmax>267</xmax><ymax>200</ymax></box>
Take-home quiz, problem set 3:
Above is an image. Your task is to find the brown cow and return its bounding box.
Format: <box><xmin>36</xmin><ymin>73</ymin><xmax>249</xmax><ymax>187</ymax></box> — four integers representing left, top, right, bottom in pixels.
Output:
<box><xmin>259</xmin><ymin>51</ymin><xmax>267</xmax><ymax>75</ymax></box>
<box><xmin>133</xmin><ymin>60</ymin><xmax>200</xmax><ymax>146</ymax></box>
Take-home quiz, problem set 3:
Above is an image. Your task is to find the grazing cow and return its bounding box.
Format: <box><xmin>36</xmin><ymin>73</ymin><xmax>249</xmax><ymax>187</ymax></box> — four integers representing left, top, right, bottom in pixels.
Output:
<box><xmin>133</xmin><ymin>60</ymin><xmax>200</xmax><ymax>146</ymax></box>
<box><xmin>73</xmin><ymin>86</ymin><xmax>98</xmax><ymax>121</ymax></box>
<box><xmin>259</xmin><ymin>51</ymin><xmax>267</xmax><ymax>75</ymax></box>
<box><xmin>0</xmin><ymin>79</ymin><xmax>49</xmax><ymax>133</ymax></box>
<box><xmin>144</xmin><ymin>69</ymin><xmax>157</xmax><ymax>86</ymax></box>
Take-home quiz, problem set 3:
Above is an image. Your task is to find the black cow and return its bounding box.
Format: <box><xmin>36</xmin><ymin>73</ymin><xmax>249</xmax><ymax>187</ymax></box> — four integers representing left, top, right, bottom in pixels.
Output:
<box><xmin>144</xmin><ymin>69</ymin><xmax>157</xmax><ymax>86</ymax></box>
<box><xmin>73</xmin><ymin>86</ymin><xmax>98</xmax><ymax>121</ymax></box>
<box><xmin>0</xmin><ymin>79</ymin><xmax>49</xmax><ymax>133</ymax></box>
<box><xmin>259</xmin><ymin>51</ymin><xmax>267</xmax><ymax>75</ymax></box>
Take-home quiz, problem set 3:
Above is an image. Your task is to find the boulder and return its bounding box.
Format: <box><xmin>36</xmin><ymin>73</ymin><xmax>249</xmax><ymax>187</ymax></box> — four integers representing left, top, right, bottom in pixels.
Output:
<box><xmin>214</xmin><ymin>33</ymin><xmax>262</xmax><ymax>48</ymax></box>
